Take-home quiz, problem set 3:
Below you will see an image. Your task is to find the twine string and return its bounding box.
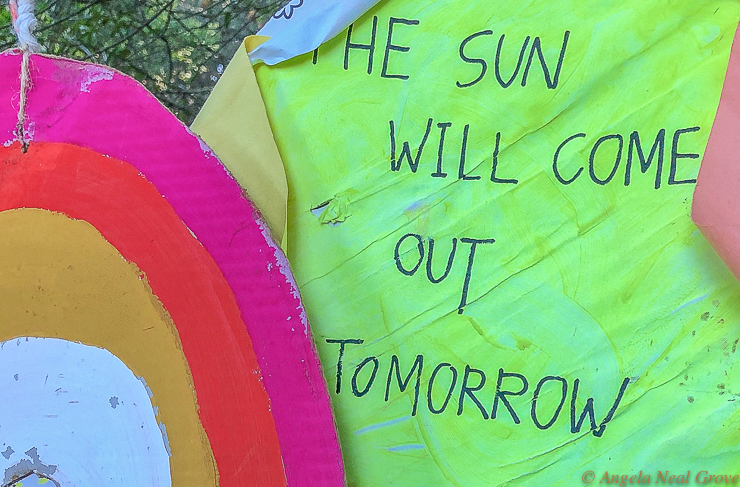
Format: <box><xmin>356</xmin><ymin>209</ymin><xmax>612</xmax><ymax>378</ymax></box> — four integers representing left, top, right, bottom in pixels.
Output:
<box><xmin>10</xmin><ymin>0</ymin><xmax>40</xmax><ymax>152</ymax></box>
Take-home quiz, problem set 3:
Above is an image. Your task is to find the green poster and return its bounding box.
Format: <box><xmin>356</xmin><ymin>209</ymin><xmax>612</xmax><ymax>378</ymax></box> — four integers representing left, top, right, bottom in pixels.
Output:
<box><xmin>252</xmin><ymin>1</ymin><xmax>740</xmax><ymax>484</ymax></box>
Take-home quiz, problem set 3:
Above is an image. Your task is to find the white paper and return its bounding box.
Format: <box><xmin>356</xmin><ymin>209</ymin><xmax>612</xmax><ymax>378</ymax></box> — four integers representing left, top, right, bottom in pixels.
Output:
<box><xmin>251</xmin><ymin>0</ymin><xmax>382</xmax><ymax>65</ymax></box>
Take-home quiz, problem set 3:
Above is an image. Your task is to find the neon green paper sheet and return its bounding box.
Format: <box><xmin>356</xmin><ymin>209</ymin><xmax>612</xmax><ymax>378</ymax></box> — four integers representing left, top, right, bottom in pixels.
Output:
<box><xmin>253</xmin><ymin>1</ymin><xmax>740</xmax><ymax>485</ymax></box>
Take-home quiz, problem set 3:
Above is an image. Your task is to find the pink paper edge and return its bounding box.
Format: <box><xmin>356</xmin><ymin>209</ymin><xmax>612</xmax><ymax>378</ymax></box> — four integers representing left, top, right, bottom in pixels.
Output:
<box><xmin>0</xmin><ymin>50</ymin><xmax>345</xmax><ymax>486</ymax></box>
<box><xmin>692</xmin><ymin>23</ymin><xmax>740</xmax><ymax>282</ymax></box>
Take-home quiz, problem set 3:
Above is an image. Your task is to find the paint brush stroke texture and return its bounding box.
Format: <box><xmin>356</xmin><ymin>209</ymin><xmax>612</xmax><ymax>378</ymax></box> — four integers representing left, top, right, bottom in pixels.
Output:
<box><xmin>0</xmin><ymin>338</ymin><xmax>171</xmax><ymax>487</ymax></box>
<box><xmin>0</xmin><ymin>52</ymin><xmax>344</xmax><ymax>487</ymax></box>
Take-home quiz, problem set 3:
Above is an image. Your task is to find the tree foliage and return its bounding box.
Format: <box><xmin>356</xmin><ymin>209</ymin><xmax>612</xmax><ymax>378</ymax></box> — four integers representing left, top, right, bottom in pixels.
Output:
<box><xmin>0</xmin><ymin>0</ymin><xmax>287</xmax><ymax>123</ymax></box>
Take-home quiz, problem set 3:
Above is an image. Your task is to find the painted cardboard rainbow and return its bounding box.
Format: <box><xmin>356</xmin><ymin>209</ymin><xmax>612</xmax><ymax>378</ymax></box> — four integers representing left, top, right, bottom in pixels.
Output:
<box><xmin>0</xmin><ymin>51</ymin><xmax>344</xmax><ymax>486</ymax></box>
